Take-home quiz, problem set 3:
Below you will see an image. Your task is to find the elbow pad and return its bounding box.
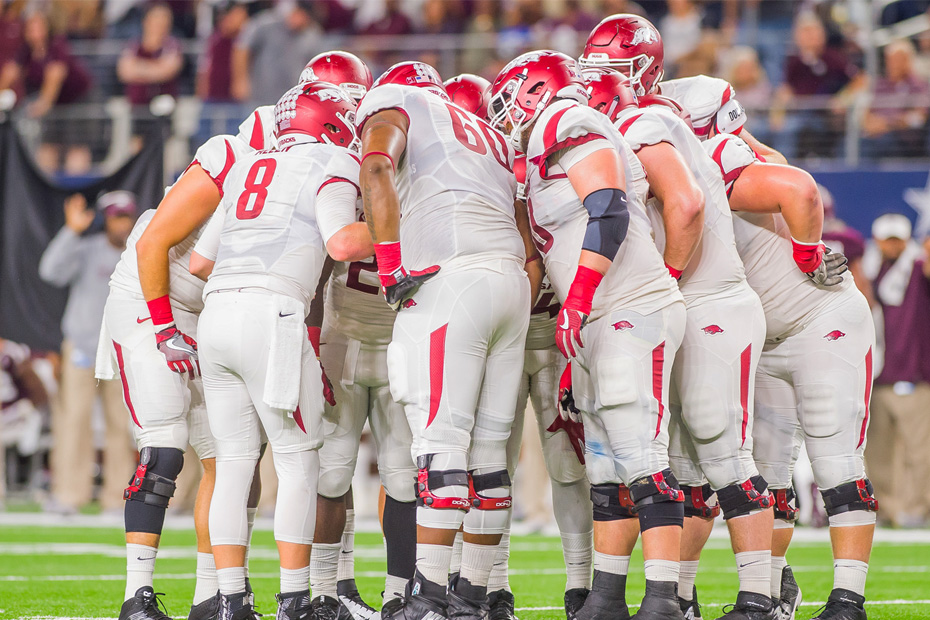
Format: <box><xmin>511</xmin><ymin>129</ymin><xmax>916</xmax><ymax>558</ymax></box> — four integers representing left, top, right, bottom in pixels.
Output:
<box><xmin>581</xmin><ymin>188</ymin><xmax>630</xmax><ymax>261</ymax></box>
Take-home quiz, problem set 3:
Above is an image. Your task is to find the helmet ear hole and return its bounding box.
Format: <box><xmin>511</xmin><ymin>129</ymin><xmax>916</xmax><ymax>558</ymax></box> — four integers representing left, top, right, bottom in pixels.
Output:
<box><xmin>527</xmin><ymin>81</ymin><xmax>545</xmax><ymax>94</ymax></box>
<box><xmin>324</xmin><ymin>123</ymin><xmax>340</xmax><ymax>133</ymax></box>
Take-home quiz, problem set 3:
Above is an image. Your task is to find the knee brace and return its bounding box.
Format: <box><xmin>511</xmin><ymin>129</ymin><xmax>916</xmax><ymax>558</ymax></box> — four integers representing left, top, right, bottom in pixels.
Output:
<box><xmin>468</xmin><ymin>469</ymin><xmax>512</xmax><ymax>511</ymax></box>
<box><xmin>630</xmin><ymin>469</ymin><xmax>684</xmax><ymax>531</ymax></box>
<box><xmin>821</xmin><ymin>478</ymin><xmax>879</xmax><ymax>516</ymax></box>
<box><xmin>682</xmin><ymin>484</ymin><xmax>720</xmax><ymax>519</ymax></box>
<box><xmin>124</xmin><ymin>447</ymin><xmax>184</xmax><ymax>508</ymax></box>
<box><xmin>773</xmin><ymin>487</ymin><xmax>800</xmax><ymax>523</ymax></box>
<box><xmin>716</xmin><ymin>476</ymin><xmax>774</xmax><ymax>521</ymax></box>
<box><xmin>590</xmin><ymin>483</ymin><xmax>637</xmax><ymax>521</ymax></box>
<box><xmin>415</xmin><ymin>454</ymin><xmax>470</xmax><ymax>511</ymax></box>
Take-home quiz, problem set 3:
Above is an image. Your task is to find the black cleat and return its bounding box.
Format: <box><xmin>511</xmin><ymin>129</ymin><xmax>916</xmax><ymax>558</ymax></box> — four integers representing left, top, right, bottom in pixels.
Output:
<box><xmin>679</xmin><ymin>586</ymin><xmax>702</xmax><ymax>620</ymax></box>
<box><xmin>381</xmin><ymin>598</ymin><xmax>404</xmax><ymax>620</ymax></box>
<box><xmin>119</xmin><ymin>586</ymin><xmax>172</xmax><ymax>620</ymax></box>
<box><xmin>631</xmin><ymin>580</ymin><xmax>681</xmax><ymax>620</ymax></box>
<box><xmin>277</xmin><ymin>589</ymin><xmax>314</xmax><ymax>620</ymax></box>
<box><xmin>810</xmin><ymin>589</ymin><xmax>866</xmax><ymax>620</ymax></box>
<box><xmin>714</xmin><ymin>591</ymin><xmax>775</xmax><ymax>620</ymax></box>
<box><xmin>576</xmin><ymin>570</ymin><xmax>630</xmax><ymax>620</ymax></box>
<box><xmin>382</xmin><ymin>573</ymin><xmax>449</xmax><ymax>620</ymax></box>
<box><xmin>773</xmin><ymin>566</ymin><xmax>801</xmax><ymax>620</ymax></box>
<box><xmin>447</xmin><ymin>575</ymin><xmax>488</xmax><ymax>620</ymax></box>
<box><xmin>337</xmin><ymin>579</ymin><xmax>379</xmax><ymax>620</ymax></box>
<box><xmin>218</xmin><ymin>591</ymin><xmax>260</xmax><ymax>620</ymax></box>
<box><xmin>564</xmin><ymin>588</ymin><xmax>590</xmax><ymax>620</ymax></box>
<box><xmin>311</xmin><ymin>596</ymin><xmax>341</xmax><ymax>620</ymax></box>
<box><xmin>189</xmin><ymin>592</ymin><xmax>221</xmax><ymax>620</ymax></box>
<box><xmin>488</xmin><ymin>589</ymin><xmax>517</xmax><ymax>620</ymax></box>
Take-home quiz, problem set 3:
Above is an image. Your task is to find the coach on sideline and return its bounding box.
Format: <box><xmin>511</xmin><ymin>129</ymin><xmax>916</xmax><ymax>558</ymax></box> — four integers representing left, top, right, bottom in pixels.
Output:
<box><xmin>39</xmin><ymin>191</ymin><xmax>138</xmax><ymax>515</ymax></box>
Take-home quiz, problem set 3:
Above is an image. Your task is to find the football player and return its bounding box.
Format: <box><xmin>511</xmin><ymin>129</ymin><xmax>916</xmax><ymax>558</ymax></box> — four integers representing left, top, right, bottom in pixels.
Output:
<box><xmin>489</xmin><ymin>51</ymin><xmax>687</xmax><ymax>620</ymax></box>
<box><xmin>358</xmin><ymin>61</ymin><xmax>535</xmax><ymax>620</ymax></box>
<box><xmin>704</xmin><ymin>133</ymin><xmax>874</xmax><ymax>620</ymax></box>
<box><xmin>190</xmin><ymin>81</ymin><xmax>373</xmax><ymax>620</ymax></box>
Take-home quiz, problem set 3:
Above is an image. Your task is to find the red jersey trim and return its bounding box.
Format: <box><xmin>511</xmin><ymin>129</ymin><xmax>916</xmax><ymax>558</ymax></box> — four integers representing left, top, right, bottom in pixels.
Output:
<box><xmin>249</xmin><ymin>110</ymin><xmax>264</xmax><ymax>150</ymax></box>
<box><xmin>318</xmin><ymin>176</ymin><xmax>361</xmax><ymax>197</ymax></box>
<box><xmin>356</xmin><ymin>106</ymin><xmax>411</xmax><ymax>135</ymax></box>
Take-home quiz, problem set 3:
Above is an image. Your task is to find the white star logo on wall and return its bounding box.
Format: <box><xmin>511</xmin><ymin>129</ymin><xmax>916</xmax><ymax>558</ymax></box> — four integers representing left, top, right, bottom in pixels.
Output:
<box><xmin>904</xmin><ymin>172</ymin><xmax>930</xmax><ymax>238</ymax></box>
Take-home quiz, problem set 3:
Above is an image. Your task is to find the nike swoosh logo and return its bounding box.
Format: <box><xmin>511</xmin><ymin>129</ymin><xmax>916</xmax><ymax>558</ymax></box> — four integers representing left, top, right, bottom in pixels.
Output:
<box><xmin>165</xmin><ymin>341</ymin><xmax>192</xmax><ymax>353</ymax></box>
<box><xmin>136</xmin><ymin>316</ymin><xmax>151</xmax><ymax>324</ymax></box>
<box><xmin>559</xmin><ymin>314</ymin><xmax>570</xmax><ymax>329</ymax></box>
<box><xmin>279</xmin><ymin>312</ymin><xmax>295</xmax><ymax>317</ymax></box>
<box><xmin>738</xmin><ymin>560</ymin><xmax>762</xmax><ymax>568</ymax></box>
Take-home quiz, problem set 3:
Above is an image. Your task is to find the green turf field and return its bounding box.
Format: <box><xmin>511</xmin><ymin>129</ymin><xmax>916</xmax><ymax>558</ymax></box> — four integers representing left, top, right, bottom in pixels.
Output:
<box><xmin>1</xmin><ymin>524</ymin><xmax>928</xmax><ymax>619</ymax></box>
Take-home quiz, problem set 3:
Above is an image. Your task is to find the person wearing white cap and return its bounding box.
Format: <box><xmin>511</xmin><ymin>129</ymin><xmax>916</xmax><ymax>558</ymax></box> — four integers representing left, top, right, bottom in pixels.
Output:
<box><xmin>865</xmin><ymin>213</ymin><xmax>930</xmax><ymax>528</ymax></box>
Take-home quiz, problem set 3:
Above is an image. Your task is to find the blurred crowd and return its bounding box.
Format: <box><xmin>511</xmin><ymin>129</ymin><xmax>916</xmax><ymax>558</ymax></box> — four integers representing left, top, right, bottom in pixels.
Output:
<box><xmin>0</xmin><ymin>0</ymin><xmax>927</xmax><ymax>173</ymax></box>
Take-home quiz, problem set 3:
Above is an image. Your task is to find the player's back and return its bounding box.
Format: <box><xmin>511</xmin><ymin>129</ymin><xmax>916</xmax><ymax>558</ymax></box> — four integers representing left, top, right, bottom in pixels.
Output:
<box><xmin>617</xmin><ymin>105</ymin><xmax>746</xmax><ymax>301</ymax></box>
<box><xmin>525</xmin><ymin>99</ymin><xmax>681</xmax><ymax>321</ymax></box>
<box><xmin>658</xmin><ymin>75</ymin><xmax>746</xmax><ymax>138</ymax></box>
<box><xmin>356</xmin><ymin>84</ymin><xmax>524</xmax><ymax>272</ymax></box>
<box><xmin>206</xmin><ymin>142</ymin><xmax>359</xmax><ymax>313</ymax></box>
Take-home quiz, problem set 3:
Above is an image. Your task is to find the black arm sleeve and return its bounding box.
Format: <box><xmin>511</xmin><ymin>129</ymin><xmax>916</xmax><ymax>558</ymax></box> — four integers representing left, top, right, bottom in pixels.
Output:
<box><xmin>581</xmin><ymin>188</ymin><xmax>630</xmax><ymax>261</ymax></box>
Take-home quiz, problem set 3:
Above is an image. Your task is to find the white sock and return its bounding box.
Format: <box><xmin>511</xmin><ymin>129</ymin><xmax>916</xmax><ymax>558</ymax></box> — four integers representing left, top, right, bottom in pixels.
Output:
<box><xmin>643</xmin><ymin>559</ymin><xmax>679</xmax><ymax>583</ymax></box>
<box><xmin>245</xmin><ymin>507</ymin><xmax>257</xmax><ymax>577</ymax></box>
<box><xmin>678</xmin><ymin>560</ymin><xmax>700</xmax><ymax>601</ymax></box>
<box><xmin>593</xmin><ymin>551</ymin><xmax>630</xmax><ymax>576</ymax></box>
<box><xmin>125</xmin><ymin>544</ymin><xmax>157</xmax><ymax>600</ymax></box>
<box><xmin>281</xmin><ymin>566</ymin><xmax>310</xmax><ymax>594</ymax></box>
<box><xmin>486</xmin><ymin>532</ymin><xmax>510</xmax><ymax>592</ymax></box>
<box><xmin>460</xmin><ymin>541</ymin><xmax>498</xmax><ymax>588</ymax></box>
<box><xmin>771</xmin><ymin>556</ymin><xmax>787</xmax><ymax>599</ymax></box>
<box><xmin>193</xmin><ymin>552</ymin><xmax>218</xmax><ymax>605</ymax></box>
<box><xmin>416</xmin><ymin>543</ymin><xmax>453</xmax><ymax>586</ymax></box>
<box><xmin>310</xmin><ymin>542</ymin><xmax>341</xmax><ymax>598</ymax></box>
<box><xmin>217</xmin><ymin>566</ymin><xmax>247</xmax><ymax>595</ymax></box>
<box><xmin>734</xmin><ymin>550</ymin><xmax>771</xmax><ymax>596</ymax></box>
<box><xmin>384</xmin><ymin>575</ymin><xmax>408</xmax><ymax>605</ymax></box>
<box><xmin>449</xmin><ymin>531</ymin><xmax>464</xmax><ymax>574</ymax></box>
<box><xmin>338</xmin><ymin>509</ymin><xmax>356</xmax><ymax>582</ymax></box>
<box><xmin>833</xmin><ymin>559</ymin><xmax>869</xmax><ymax>596</ymax></box>
<box><xmin>562</xmin><ymin>530</ymin><xmax>594</xmax><ymax>590</ymax></box>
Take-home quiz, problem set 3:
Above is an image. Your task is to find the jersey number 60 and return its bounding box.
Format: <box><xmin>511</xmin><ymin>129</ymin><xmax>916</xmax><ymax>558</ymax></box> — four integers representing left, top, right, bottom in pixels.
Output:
<box><xmin>446</xmin><ymin>105</ymin><xmax>512</xmax><ymax>172</ymax></box>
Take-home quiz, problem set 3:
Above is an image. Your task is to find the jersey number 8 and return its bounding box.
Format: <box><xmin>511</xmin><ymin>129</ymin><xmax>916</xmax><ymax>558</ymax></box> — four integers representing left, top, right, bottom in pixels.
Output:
<box><xmin>236</xmin><ymin>158</ymin><xmax>277</xmax><ymax>220</ymax></box>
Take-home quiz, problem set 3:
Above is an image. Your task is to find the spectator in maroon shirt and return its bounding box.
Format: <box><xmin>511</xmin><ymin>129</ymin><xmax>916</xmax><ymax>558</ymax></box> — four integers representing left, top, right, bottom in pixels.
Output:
<box><xmin>0</xmin><ymin>0</ymin><xmax>23</xmax><ymax>74</ymax></box>
<box><xmin>197</xmin><ymin>1</ymin><xmax>249</xmax><ymax>103</ymax></box>
<box><xmin>116</xmin><ymin>3</ymin><xmax>182</xmax><ymax>107</ymax></box>
<box><xmin>865</xmin><ymin>214</ymin><xmax>930</xmax><ymax>527</ymax></box>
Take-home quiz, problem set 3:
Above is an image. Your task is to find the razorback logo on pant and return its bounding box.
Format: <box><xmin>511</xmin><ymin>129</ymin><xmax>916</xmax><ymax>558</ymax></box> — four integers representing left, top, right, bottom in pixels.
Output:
<box><xmin>702</xmin><ymin>324</ymin><xmax>724</xmax><ymax>335</ymax></box>
<box><xmin>823</xmin><ymin>330</ymin><xmax>846</xmax><ymax>341</ymax></box>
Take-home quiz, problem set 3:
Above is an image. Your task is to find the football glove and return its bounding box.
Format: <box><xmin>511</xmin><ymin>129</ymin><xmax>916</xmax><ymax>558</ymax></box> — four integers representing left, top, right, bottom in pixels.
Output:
<box><xmin>155</xmin><ymin>325</ymin><xmax>200</xmax><ymax>379</ymax></box>
<box><xmin>808</xmin><ymin>248</ymin><xmax>848</xmax><ymax>287</ymax></box>
<box><xmin>547</xmin><ymin>362</ymin><xmax>585</xmax><ymax>464</ymax></box>
<box><xmin>374</xmin><ymin>241</ymin><xmax>440</xmax><ymax>311</ymax></box>
<box><xmin>555</xmin><ymin>265</ymin><xmax>602</xmax><ymax>358</ymax></box>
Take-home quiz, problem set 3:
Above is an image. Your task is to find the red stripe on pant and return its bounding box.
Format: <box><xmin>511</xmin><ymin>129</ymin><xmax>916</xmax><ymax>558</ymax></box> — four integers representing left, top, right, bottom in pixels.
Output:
<box><xmin>293</xmin><ymin>405</ymin><xmax>306</xmax><ymax>433</ymax></box>
<box><xmin>858</xmin><ymin>347</ymin><xmax>873</xmax><ymax>448</ymax></box>
<box><xmin>652</xmin><ymin>341</ymin><xmax>666</xmax><ymax>439</ymax></box>
<box><xmin>740</xmin><ymin>344</ymin><xmax>752</xmax><ymax>447</ymax></box>
<box><xmin>112</xmin><ymin>340</ymin><xmax>142</xmax><ymax>428</ymax></box>
<box><xmin>426</xmin><ymin>324</ymin><xmax>449</xmax><ymax>428</ymax></box>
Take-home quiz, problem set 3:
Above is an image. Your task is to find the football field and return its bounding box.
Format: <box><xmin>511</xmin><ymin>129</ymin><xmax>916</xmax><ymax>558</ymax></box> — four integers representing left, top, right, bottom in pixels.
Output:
<box><xmin>1</xmin><ymin>517</ymin><xmax>928</xmax><ymax>620</ymax></box>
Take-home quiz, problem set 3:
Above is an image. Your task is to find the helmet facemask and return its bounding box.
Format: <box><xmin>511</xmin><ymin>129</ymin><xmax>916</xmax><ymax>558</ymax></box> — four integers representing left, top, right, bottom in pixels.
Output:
<box><xmin>579</xmin><ymin>52</ymin><xmax>659</xmax><ymax>97</ymax></box>
<box><xmin>488</xmin><ymin>74</ymin><xmax>548</xmax><ymax>151</ymax></box>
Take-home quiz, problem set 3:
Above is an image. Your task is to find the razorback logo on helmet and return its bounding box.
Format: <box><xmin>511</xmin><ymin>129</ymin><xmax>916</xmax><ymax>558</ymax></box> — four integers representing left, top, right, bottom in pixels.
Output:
<box><xmin>824</xmin><ymin>330</ymin><xmax>846</xmax><ymax>341</ymax></box>
<box><xmin>613</xmin><ymin>320</ymin><xmax>634</xmax><ymax>331</ymax></box>
<box><xmin>702</xmin><ymin>325</ymin><xmax>724</xmax><ymax>335</ymax></box>
<box><xmin>313</xmin><ymin>86</ymin><xmax>350</xmax><ymax>103</ymax></box>
<box><xmin>630</xmin><ymin>26</ymin><xmax>659</xmax><ymax>46</ymax></box>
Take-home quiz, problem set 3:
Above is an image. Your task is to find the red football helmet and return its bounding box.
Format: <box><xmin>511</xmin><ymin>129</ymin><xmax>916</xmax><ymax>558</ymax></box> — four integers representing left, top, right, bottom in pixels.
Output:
<box><xmin>372</xmin><ymin>61</ymin><xmax>448</xmax><ymax>98</ymax></box>
<box><xmin>639</xmin><ymin>94</ymin><xmax>692</xmax><ymax>130</ymax></box>
<box><xmin>299</xmin><ymin>51</ymin><xmax>373</xmax><ymax>101</ymax></box>
<box><xmin>444</xmin><ymin>73</ymin><xmax>491</xmax><ymax>117</ymax></box>
<box><xmin>488</xmin><ymin>50</ymin><xmax>588</xmax><ymax>149</ymax></box>
<box><xmin>274</xmin><ymin>81</ymin><xmax>359</xmax><ymax>152</ymax></box>
<box><xmin>579</xmin><ymin>14</ymin><xmax>664</xmax><ymax>97</ymax></box>
<box><xmin>582</xmin><ymin>67</ymin><xmax>638</xmax><ymax>123</ymax></box>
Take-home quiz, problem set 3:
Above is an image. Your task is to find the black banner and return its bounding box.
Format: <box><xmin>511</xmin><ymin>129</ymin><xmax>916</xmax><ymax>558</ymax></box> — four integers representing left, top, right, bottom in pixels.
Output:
<box><xmin>0</xmin><ymin>122</ymin><xmax>165</xmax><ymax>352</ymax></box>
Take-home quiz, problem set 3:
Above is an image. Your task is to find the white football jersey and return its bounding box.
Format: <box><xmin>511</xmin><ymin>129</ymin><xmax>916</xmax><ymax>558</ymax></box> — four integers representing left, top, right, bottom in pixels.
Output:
<box><xmin>203</xmin><ymin>142</ymin><xmax>360</xmax><ymax>315</ymax></box>
<box><xmin>525</xmin><ymin>277</ymin><xmax>559</xmax><ymax>350</ymax></box>
<box><xmin>108</xmin><ymin>134</ymin><xmax>249</xmax><ymax>313</ymax></box>
<box><xmin>525</xmin><ymin>99</ymin><xmax>681</xmax><ymax>321</ymax></box>
<box><xmin>356</xmin><ymin>84</ymin><xmax>524</xmax><ymax>272</ymax></box>
<box><xmin>237</xmin><ymin>105</ymin><xmax>276</xmax><ymax>151</ymax></box>
<box><xmin>658</xmin><ymin>75</ymin><xmax>747</xmax><ymax>140</ymax></box>
<box><xmin>617</xmin><ymin>105</ymin><xmax>747</xmax><ymax>302</ymax></box>
<box><xmin>704</xmin><ymin>133</ymin><xmax>854</xmax><ymax>341</ymax></box>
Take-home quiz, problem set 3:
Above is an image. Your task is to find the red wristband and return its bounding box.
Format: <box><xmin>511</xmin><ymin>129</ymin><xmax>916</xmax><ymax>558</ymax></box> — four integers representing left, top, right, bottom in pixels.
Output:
<box><xmin>791</xmin><ymin>237</ymin><xmax>824</xmax><ymax>273</ymax></box>
<box><xmin>373</xmin><ymin>241</ymin><xmax>403</xmax><ymax>276</ymax></box>
<box><xmin>146</xmin><ymin>294</ymin><xmax>174</xmax><ymax>327</ymax></box>
<box><xmin>361</xmin><ymin>151</ymin><xmax>395</xmax><ymax>171</ymax></box>
<box><xmin>307</xmin><ymin>326</ymin><xmax>321</xmax><ymax>357</ymax></box>
<box><xmin>565</xmin><ymin>265</ymin><xmax>603</xmax><ymax>314</ymax></box>
<box><xmin>665</xmin><ymin>263</ymin><xmax>683</xmax><ymax>280</ymax></box>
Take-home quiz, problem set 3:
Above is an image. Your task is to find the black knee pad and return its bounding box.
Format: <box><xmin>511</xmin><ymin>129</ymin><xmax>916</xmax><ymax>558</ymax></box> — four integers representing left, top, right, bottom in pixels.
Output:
<box><xmin>773</xmin><ymin>487</ymin><xmax>800</xmax><ymax>523</ymax></box>
<box><xmin>682</xmin><ymin>484</ymin><xmax>720</xmax><ymax>519</ymax></box>
<box><xmin>415</xmin><ymin>454</ymin><xmax>470</xmax><ymax>511</ymax></box>
<box><xmin>590</xmin><ymin>483</ymin><xmax>637</xmax><ymax>521</ymax></box>
<box><xmin>124</xmin><ymin>447</ymin><xmax>184</xmax><ymax>534</ymax></box>
<box><xmin>468</xmin><ymin>469</ymin><xmax>512</xmax><ymax>510</ymax></box>
<box><xmin>821</xmin><ymin>478</ymin><xmax>879</xmax><ymax>516</ymax></box>
<box><xmin>717</xmin><ymin>476</ymin><xmax>774</xmax><ymax>520</ymax></box>
<box><xmin>630</xmin><ymin>469</ymin><xmax>684</xmax><ymax>531</ymax></box>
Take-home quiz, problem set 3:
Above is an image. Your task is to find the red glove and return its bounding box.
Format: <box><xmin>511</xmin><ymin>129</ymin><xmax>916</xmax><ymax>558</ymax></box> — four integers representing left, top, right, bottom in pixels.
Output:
<box><xmin>155</xmin><ymin>325</ymin><xmax>200</xmax><ymax>379</ymax></box>
<box><xmin>791</xmin><ymin>237</ymin><xmax>825</xmax><ymax>274</ymax></box>
<box><xmin>548</xmin><ymin>362</ymin><xmax>585</xmax><ymax>464</ymax></box>
<box><xmin>307</xmin><ymin>326</ymin><xmax>335</xmax><ymax>407</ymax></box>
<box><xmin>374</xmin><ymin>241</ymin><xmax>440</xmax><ymax>311</ymax></box>
<box><xmin>555</xmin><ymin>265</ymin><xmax>602</xmax><ymax>358</ymax></box>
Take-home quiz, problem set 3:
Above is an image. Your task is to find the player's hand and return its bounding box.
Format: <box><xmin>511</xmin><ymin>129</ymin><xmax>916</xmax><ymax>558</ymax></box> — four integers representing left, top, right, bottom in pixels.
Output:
<box><xmin>557</xmin><ymin>362</ymin><xmax>582</xmax><ymax>424</ymax></box>
<box><xmin>155</xmin><ymin>325</ymin><xmax>200</xmax><ymax>379</ymax></box>
<box><xmin>807</xmin><ymin>248</ymin><xmax>848</xmax><ymax>287</ymax></box>
<box><xmin>307</xmin><ymin>326</ymin><xmax>336</xmax><ymax>407</ymax></box>
<box><xmin>381</xmin><ymin>265</ymin><xmax>440</xmax><ymax>311</ymax></box>
<box><xmin>63</xmin><ymin>194</ymin><xmax>94</xmax><ymax>234</ymax></box>
<box><xmin>556</xmin><ymin>304</ymin><xmax>589</xmax><ymax>358</ymax></box>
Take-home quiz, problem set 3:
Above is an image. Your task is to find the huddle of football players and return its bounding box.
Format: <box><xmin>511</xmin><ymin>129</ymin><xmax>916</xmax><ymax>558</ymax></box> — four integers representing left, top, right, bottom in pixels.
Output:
<box><xmin>95</xmin><ymin>12</ymin><xmax>878</xmax><ymax>620</ymax></box>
